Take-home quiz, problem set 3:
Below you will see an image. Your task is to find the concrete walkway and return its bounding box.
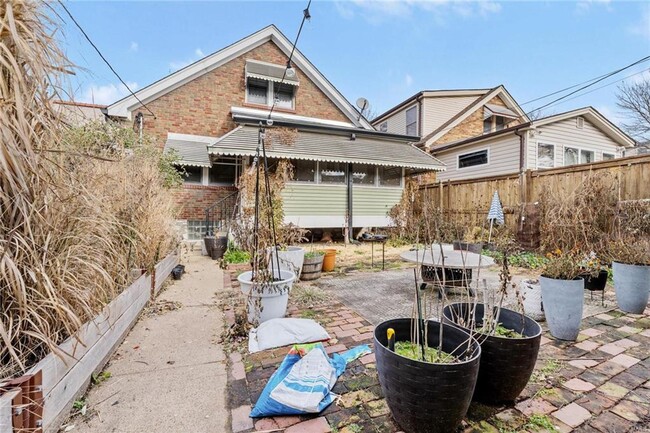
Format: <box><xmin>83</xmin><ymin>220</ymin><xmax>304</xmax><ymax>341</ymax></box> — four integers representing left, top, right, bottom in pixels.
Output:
<box><xmin>72</xmin><ymin>252</ymin><xmax>228</xmax><ymax>433</ymax></box>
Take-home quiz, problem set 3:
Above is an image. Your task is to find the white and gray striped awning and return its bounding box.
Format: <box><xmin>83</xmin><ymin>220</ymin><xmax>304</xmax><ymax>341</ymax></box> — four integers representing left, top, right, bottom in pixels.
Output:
<box><xmin>245</xmin><ymin>59</ymin><xmax>300</xmax><ymax>87</ymax></box>
<box><xmin>483</xmin><ymin>103</ymin><xmax>519</xmax><ymax>120</ymax></box>
<box><xmin>163</xmin><ymin>133</ymin><xmax>213</xmax><ymax>167</ymax></box>
<box><xmin>207</xmin><ymin>126</ymin><xmax>444</xmax><ymax>171</ymax></box>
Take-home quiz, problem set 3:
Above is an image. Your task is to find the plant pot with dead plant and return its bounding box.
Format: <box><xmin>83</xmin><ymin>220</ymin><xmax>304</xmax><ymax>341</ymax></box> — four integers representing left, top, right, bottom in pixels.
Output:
<box><xmin>608</xmin><ymin>238</ymin><xmax>650</xmax><ymax>314</ymax></box>
<box><xmin>539</xmin><ymin>250</ymin><xmax>585</xmax><ymax>340</ymax></box>
<box><xmin>453</xmin><ymin>226</ymin><xmax>488</xmax><ymax>254</ymax></box>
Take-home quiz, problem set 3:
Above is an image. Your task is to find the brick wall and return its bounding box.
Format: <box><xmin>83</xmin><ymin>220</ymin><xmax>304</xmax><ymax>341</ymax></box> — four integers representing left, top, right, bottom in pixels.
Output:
<box><xmin>128</xmin><ymin>40</ymin><xmax>351</xmax><ymax>148</ymax></box>
<box><xmin>435</xmin><ymin>96</ymin><xmax>523</xmax><ymax>145</ymax></box>
<box><xmin>124</xmin><ymin>40</ymin><xmax>353</xmax><ymax>223</ymax></box>
<box><xmin>172</xmin><ymin>184</ymin><xmax>238</xmax><ymax>221</ymax></box>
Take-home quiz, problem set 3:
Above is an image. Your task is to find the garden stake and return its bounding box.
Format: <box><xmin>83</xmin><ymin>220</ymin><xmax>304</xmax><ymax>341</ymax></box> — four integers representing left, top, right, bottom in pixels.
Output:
<box><xmin>414</xmin><ymin>269</ymin><xmax>426</xmax><ymax>361</ymax></box>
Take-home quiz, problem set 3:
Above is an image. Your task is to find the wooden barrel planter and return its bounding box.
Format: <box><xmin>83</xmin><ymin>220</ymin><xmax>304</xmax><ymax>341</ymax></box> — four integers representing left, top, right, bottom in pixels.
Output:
<box><xmin>301</xmin><ymin>253</ymin><xmax>325</xmax><ymax>281</ymax></box>
<box><xmin>443</xmin><ymin>303</ymin><xmax>541</xmax><ymax>404</ymax></box>
<box><xmin>375</xmin><ymin>318</ymin><xmax>481</xmax><ymax>433</ymax></box>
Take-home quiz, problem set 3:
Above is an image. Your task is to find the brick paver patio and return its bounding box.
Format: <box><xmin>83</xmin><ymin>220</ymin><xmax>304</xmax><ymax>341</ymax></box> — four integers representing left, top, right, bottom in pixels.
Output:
<box><xmin>223</xmin><ymin>271</ymin><xmax>650</xmax><ymax>433</ymax></box>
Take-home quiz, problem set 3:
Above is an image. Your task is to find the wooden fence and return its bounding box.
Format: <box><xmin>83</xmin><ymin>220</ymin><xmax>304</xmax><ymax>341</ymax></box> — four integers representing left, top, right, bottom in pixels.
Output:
<box><xmin>420</xmin><ymin>154</ymin><xmax>650</xmax><ymax>246</ymax></box>
<box><xmin>0</xmin><ymin>252</ymin><xmax>179</xmax><ymax>433</ymax></box>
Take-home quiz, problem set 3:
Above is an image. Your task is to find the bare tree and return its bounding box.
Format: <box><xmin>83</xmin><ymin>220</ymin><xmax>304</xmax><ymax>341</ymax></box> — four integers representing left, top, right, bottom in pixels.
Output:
<box><xmin>617</xmin><ymin>78</ymin><xmax>650</xmax><ymax>141</ymax></box>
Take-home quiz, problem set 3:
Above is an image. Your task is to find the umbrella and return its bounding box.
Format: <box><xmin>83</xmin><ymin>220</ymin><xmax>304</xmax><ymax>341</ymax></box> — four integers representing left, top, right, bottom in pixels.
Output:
<box><xmin>486</xmin><ymin>191</ymin><xmax>504</xmax><ymax>242</ymax></box>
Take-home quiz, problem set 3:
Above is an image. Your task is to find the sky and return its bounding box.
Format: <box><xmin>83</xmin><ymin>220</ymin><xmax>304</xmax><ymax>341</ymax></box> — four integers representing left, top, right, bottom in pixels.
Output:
<box><xmin>57</xmin><ymin>0</ymin><xmax>650</xmax><ymax>127</ymax></box>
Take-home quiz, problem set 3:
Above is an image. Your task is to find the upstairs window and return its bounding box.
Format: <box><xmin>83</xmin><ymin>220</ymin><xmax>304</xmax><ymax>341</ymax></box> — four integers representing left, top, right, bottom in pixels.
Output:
<box><xmin>405</xmin><ymin>106</ymin><xmax>418</xmax><ymax>136</ymax></box>
<box><xmin>275</xmin><ymin>83</ymin><xmax>294</xmax><ymax>109</ymax></box>
<box><xmin>246</xmin><ymin>78</ymin><xmax>269</xmax><ymax>105</ymax></box>
<box><xmin>245</xmin><ymin>60</ymin><xmax>298</xmax><ymax>110</ymax></box>
<box><xmin>379</xmin><ymin>122</ymin><xmax>388</xmax><ymax>132</ymax></box>
<box><xmin>484</xmin><ymin>115</ymin><xmax>507</xmax><ymax>133</ymax></box>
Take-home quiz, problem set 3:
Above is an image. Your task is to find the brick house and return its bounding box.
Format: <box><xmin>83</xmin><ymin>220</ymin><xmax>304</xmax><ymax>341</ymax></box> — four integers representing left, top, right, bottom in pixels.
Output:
<box><xmin>105</xmin><ymin>25</ymin><xmax>444</xmax><ymax>239</ymax></box>
<box><xmin>372</xmin><ymin>86</ymin><xmax>635</xmax><ymax>182</ymax></box>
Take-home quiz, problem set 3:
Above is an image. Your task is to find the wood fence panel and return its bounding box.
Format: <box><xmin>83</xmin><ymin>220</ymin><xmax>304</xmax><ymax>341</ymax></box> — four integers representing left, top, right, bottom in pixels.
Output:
<box><xmin>420</xmin><ymin>154</ymin><xmax>650</xmax><ymax>240</ymax></box>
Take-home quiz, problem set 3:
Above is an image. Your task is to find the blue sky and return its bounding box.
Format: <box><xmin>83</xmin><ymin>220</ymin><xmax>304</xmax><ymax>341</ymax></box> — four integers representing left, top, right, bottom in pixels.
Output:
<box><xmin>58</xmin><ymin>1</ymin><xmax>650</xmax><ymax>125</ymax></box>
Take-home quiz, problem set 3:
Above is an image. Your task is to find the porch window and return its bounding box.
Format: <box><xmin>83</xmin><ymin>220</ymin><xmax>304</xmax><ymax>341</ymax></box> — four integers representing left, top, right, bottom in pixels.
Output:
<box><xmin>406</xmin><ymin>106</ymin><xmax>418</xmax><ymax>136</ymax></box>
<box><xmin>564</xmin><ymin>146</ymin><xmax>579</xmax><ymax>166</ymax></box>
<box><xmin>180</xmin><ymin>165</ymin><xmax>203</xmax><ymax>183</ymax></box>
<box><xmin>537</xmin><ymin>143</ymin><xmax>555</xmax><ymax>168</ymax></box>
<box><xmin>603</xmin><ymin>152</ymin><xmax>615</xmax><ymax>161</ymax></box>
<box><xmin>209</xmin><ymin>156</ymin><xmax>241</xmax><ymax>186</ymax></box>
<box><xmin>458</xmin><ymin>149</ymin><xmax>488</xmax><ymax>169</ymax></box>
<box><xmin>290</xmin><ymin>159</ymin><xmax>316</xmax><ymax>182</ymax></box>
<box><xmin>352</xmin><ymin>164</ymin><xmax>375</xmax><ymax>185</ymax></box>
<box><xmin>378</xmin><ymin>166</ymin><xmax>402</xmax><ymax>187</ymax></box>
<box><xmin>580</xmin><ymin>150</ymin><xmax>595</xmax><ymax>164</ymax></box>
<box><xmin>319</xmin><ymin>161</ymin><xmax>347</xmax><ymax>184</ymax></box>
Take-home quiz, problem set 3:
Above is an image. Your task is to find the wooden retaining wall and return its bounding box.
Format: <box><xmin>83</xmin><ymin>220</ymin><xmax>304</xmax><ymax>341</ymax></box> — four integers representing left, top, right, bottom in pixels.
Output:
<box><xmin>0</xmin><ymin>252</ymin><xmax>179</xmax><ymax>433</ymax></box>
<box><xmin>420</xmin><ymin>154</ymin><xmax>650</xmax><ymax>247</ymax></box>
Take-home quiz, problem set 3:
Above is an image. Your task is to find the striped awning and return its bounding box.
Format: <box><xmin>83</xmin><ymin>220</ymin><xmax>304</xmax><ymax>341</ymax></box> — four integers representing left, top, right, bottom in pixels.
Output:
<box><xmin>207</xmin><ymin>126</ymin><xmax>445</xmax><ymax>171</ymax></box>
<box><xmin>245</xmin><ymin>59</ymin><xmax>300</xmax><ymax>87</ymax></box>
<box><xmin>483</xmin><ymin>103</ymin><xmax>519</xmax><ymax>120</ymax></box>
<box><xmin>163</xmin><ymin>133</ymin><xmax>212</xmax><ymax>167</ymax></box>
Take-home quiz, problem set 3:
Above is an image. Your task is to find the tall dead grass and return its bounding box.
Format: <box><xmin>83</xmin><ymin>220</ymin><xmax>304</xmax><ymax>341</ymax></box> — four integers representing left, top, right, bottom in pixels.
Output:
<box><xmin>0</xmin><ymin>1</ymin><xmax>178</xmax><ymax>379</ymax></box>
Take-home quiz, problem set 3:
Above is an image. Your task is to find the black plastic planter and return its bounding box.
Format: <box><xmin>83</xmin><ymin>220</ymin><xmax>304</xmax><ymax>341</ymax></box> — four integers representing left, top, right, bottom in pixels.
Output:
<box><xmin>583</xmin><ymin>269</ymin><xmax>608</xmax><ymax>291</ymax></box>
<box><xmin>374</xmin><ymin>318</ymin><xmax>481</xmax><ymax>433</ymax></box>
<box><xmin>443</xmin><ymin>303</ymin><xmax>541</xmax><ymax>404</ymax></box>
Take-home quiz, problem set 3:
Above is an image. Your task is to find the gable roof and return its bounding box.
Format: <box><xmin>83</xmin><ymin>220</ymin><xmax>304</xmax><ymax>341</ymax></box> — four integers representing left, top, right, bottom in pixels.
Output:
<box><xmin>106</xmin><ymin>25</ymin><xmax>372</xmax><ymax>129</ymax></box>
<box><xmin>371</xmin><ymin>88</ymin><xmax>491</xmax><ymax>125</ymax></box>
<box><xmin>418</xmin><ymin>85</ymin><xmax>529</xmax><ymax>148</ymax></box>
<box><xmin>529</xmin><ymin>106</ymin><xmax>635</xmax><ymax>147</ymax></box>
<box><xmin>430</xmin><ymin>106</ymin><xmax>635</xmax><ymax>154</ymax></box>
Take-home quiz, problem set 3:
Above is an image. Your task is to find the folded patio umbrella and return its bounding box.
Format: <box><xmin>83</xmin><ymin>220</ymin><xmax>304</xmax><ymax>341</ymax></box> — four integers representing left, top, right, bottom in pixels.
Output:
<box><xmin>487</xmin><ymin>190</ymin><xmax>505</xmax><ymax>226</ymax></box>
<box><xmin>250</xmin><ymin>343</ymin><xmax>371</xmax><ymax>417</ymax></box>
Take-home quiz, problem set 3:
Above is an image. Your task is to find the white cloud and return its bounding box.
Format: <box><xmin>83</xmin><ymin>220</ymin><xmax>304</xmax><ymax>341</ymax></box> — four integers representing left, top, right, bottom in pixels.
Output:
<box><xmin>80</xmin><ymin>81</ymin><xmax>139</xmax><ymax>105</ymax></box>
<box><xmin>405</xmin><ymin>73</ymin><xmax>413</xmax><ymax>87</ymax></box>
<box><xmin>169</xmin><ymin>48</ymin><xmax>207</xmax><ymax>72</ymax></box>
<box><xmin>575</xmin><ymin>0</ymin><xmax>612</xmax><ymax>15</ymax></box>
<box><xmin>129</xmin><ymin>41</ymin><xmax>138</xmax><ymax>52</ymax></box>
<box><xmin>334</xmin><ymin>0</ymin><xmax>501</xmax><ymax>24</ymax></box>
<box><xmin>628</xmin><ymin>7</ymin><xmax>650</xmax><ymax>41</ymax></box>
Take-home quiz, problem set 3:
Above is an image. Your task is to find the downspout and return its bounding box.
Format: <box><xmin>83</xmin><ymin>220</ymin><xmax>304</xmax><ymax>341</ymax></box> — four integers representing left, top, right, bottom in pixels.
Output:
<box><xmin>347</xmin><ymin>162</ymin><xmax>354</xmax><ymax>243</ymax></box>
<box><xmin>515</xmin><ymin>128</ymin><xmax>526</xmax><ymax>172</ymax></box>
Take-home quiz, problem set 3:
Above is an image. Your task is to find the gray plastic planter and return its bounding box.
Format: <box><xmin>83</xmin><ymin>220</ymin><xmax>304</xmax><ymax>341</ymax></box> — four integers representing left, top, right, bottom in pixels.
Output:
<box><xmin>613</xmin><ymin>262</ymin><xmax>650</xmax><ymax>314</ymax></box>
<box><xmin>540</xmin><ymin>276</ymin><xmax>584</xmax><ymax>341</ymax></box>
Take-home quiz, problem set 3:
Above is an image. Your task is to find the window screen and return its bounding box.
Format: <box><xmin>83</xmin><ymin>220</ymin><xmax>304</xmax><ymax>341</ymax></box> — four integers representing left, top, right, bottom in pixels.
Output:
<box><xmin>602</xmin><ymin>153</ymin><xmax>615</xmax><ymax>161</ymax></box>
<box><xmin>458</xmin><ymin>150</ymin><xmax>488</xmax><ymax>168</ymax></box>
<box><xmin>247</xmin><ymin>78</ymin><xmax>268</xmax><ymax>105</ymax></box>
<box><xmin>274</xmin><ymin>83</ymin><xmax>294</xmax><ymax>109</ymax></box>
<box><xmin>580</xmin><ymin>150</ymin><xmax>594</xmax><ymax>164</ymax></box>
<box><xmin>406</xmin><ymin>106</ymin><xmax>417</xmax><ymax>136</ymax></box>
<box><xmin>564</xmin><ymin>147</ymin><xmax>579</xmax><ymax>166</ymax></box>
<box><xmin>378</xmin><ymin>166</ymin><xmax>401</xmax><ymax>187</ymax></box>
<box><xmin>290</xmin><ymin>159</ymin><xmax>316</xmax><ymax>182</ymax></box>
<box><xmin>537</xmin><ymin>143</ymin><xmax>555</xmax><ymax>168</ymax></box>
<box><xmin>319</xmin><ymin>161</ymin><xmax>347</xmax><ymax>184</ymax></box>
<box><xmin>352</xmin><ymin>164</ymin><xmax>376</xmax><ymax>185</ymax></box>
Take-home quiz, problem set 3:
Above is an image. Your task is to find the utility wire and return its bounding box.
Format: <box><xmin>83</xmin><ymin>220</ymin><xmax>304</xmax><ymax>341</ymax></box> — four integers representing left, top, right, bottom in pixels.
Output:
<box><xmin>520</xmin><ymin>71</ymin><xmax>615</xmax><ymax>106</ymax></box>
<box><xmin>57</xmin><ymin>0</ymin><xmax>156</xmax><ymax>119</ymax></box>
<box><xmin>267</xmin><ymin>0</ymin><xmax>312</xmax><ymax>121</ymax></box>
<box><xmin>527</xmin><ymin>54</ymin><xmax>650</xmax><ymax>115</ymax></box>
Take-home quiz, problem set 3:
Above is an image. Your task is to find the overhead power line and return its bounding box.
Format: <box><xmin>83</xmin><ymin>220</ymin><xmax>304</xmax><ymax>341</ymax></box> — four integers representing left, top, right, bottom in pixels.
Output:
<box><xmin>527</xmin><ymin>54</ymin><xmax>650</xmax><ymax>115</ymax></box>
<box><xmin>57</xmin><ymin>0</ymin><xmax>156</xmax><ymax>119</ymax></box>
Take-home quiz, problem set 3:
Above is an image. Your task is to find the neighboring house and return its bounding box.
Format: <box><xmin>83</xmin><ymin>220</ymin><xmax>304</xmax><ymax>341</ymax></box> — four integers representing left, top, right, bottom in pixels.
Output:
<box><xmin>625</xmin><ymin>141</ymin><xmax>650</xmax><ymax>156</ymax></box>
<box><xmin>103</xmin><ymin>25</ymin><xmax>444</xmax><ymax>239</ymax></box>
<box><xmin>373</xmin><ymin>86</ymin><xmax>635</xmax><ymax>182</ymax></box>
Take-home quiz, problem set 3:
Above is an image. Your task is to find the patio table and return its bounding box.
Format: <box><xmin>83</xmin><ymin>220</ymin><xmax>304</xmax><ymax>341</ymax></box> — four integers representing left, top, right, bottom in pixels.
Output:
<box><xmin>400</xmin><ymin>247</ymin><xmax>495</xmax><ymax>295</ymax></box>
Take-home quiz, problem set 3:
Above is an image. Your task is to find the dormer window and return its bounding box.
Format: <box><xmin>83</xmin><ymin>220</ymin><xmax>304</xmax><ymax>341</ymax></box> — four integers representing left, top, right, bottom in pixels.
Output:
<box><xmin>483</xmin><ymin>103</ymin><xmax>518</xmax><ymax>134</ymax></box>
<box><xmin>245</xmin><ymin>59</ymin><xmax>299</xmax><ymax>110</ymax></box>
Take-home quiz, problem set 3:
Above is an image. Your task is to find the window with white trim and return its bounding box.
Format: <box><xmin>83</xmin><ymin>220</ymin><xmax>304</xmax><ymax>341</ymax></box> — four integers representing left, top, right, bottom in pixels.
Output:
<box><xmin>246</xmin><ymin>78</ymin><xmax>295</xmax><ymax>109</ymax></box>
<box><xmin>180</xmin><ymin>165</ymin><xmax>203</xmax><ymax>183</ymax></box>
<box><xmin>458</xmin><ymin>149</ymin><xmax>488</xmax><ymax>169</ymax></box>
<box><xmin>537</xmin><ymin>143</ymin><xmax>555</xmax><ymax>168</ymax></box>
<box><xmin>319</xmin><ymin>161</ymin><xmax>347</xmax><ymax>184</ymax></box>
<box><xmin>580</xmin><ymin>149</ymin><xmax>594</xmax><ymax>164</ymax></box>
<box><xmin>378</xmin><ymin>166</ymin><xmax>402</xmax><ymax>187</ymax></box>
<box><xmin>209</xmin><ymin>156</ymin><xmax>242</xmax><ymax>186</ymax></box>
<box><xmin>405</xmin><ymin>106</ymin><xmax>417</xmax><ymax>136</ymax></box>
<box><xmin>564</xmin><ymin>146</ymin><xmax>579</xmax><ymax>166</ymax></box>
<box><xmin>483</xmin><ymin>115</ymin><xmax>507</xmax><ymax>133</ymax></box>
<box><xmin>602</xmin><ymin>152</ymin><xmax>615</xmax><ymax>161</ymax></box>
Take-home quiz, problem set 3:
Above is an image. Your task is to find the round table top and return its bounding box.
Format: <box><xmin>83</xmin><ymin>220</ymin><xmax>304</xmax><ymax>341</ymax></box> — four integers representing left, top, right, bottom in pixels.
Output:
<box><xmin>400</xmin><ymin>247</ymin><xmax>495</xmax><ymax>269</ymax></box>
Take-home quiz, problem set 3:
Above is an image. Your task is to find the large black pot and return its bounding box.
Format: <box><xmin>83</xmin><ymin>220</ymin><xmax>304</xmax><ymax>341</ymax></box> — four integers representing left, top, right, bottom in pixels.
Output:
<box><xmin>582</xmin><ymin>269</ymin><xmax>608</xmax><ymax>291</ymax></box>
<box><xmin>374</xmin><ymin>318</ymin><xmax>481</xmax><ymax>433</ymax></box>
<box><xmin>443</xmin><ymin>303</ymin><xmax>541</xmax><ymax>404</ymax></box>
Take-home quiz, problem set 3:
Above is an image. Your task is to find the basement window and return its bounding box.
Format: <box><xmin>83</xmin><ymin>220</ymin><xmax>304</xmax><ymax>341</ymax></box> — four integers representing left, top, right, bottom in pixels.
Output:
<box><xmin>458</xmin><ymin>149</ymin><xmax>489</xmax><ymax>169</ymax></box>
